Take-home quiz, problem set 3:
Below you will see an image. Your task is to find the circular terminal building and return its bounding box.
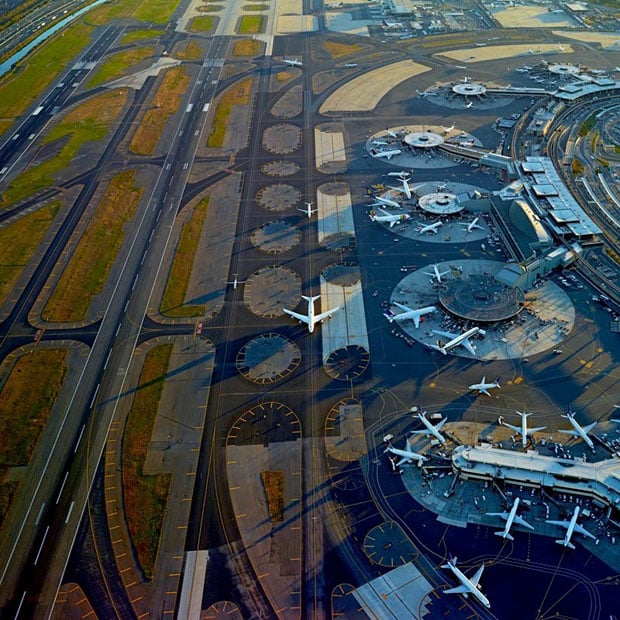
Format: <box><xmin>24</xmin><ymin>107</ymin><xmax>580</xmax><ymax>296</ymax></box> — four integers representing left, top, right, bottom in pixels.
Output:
<box><xmin>438</xmin><ymin>272</ymin><xmax>525</xmax><ymax>323</ymax></box>
<box><xmin>451</xmin><ymin>81</ymin><xmax>487</xmax><ymax>99</ymax></box>
<box><xmin>418</xmin><ymin>192</ymin><xmax>463</xmax><ymax>216</ymax></box>
<box><xmin>546</xmin><ymin>63</ymin><xmax>581</xmax><ymax>78</ymax></box>
<box><xmin>403</xmin><ymin>131</ymin><xmax>444</xmax><ymax>151</ymax></box>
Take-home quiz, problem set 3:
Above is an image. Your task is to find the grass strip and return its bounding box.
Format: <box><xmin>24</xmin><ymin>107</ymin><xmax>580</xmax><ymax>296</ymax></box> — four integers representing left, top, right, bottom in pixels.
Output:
<box><xmin>120</xmin><ymin>29</ymin><xmax>165</xmax><ymax>45</ymax></box>
<box><xmin>0</xmin><ymin>349</ymin><xmax>68</xmax><ymax>528</ymax></box>
<box><xmin>1</xmin><ymin>89</ymin><xmax>128</xmax><ymax>208</ymax></box>
<box><xmin>189</xmin><ymin>16</ymin><xmax>215</xmax><ymax>32</ymax></box>
<box><xmin>160</xmin><ymin>197</ymin><xmax>209</xmax><ymax>317</ymax></box>
<box><xmin>176</xmin><ymin>41</ymin><xmax>203</xmax><ymax>61</ymax></box>
<box><xmin>0</xmin><ymin>23</ymin><xmax>93</xmax><ymax>131</ymax></box>
<box><xmin>323</xmin><ymin>41</ymin><xmax>362</xmax><ymax>58</ymax></box>
<box><xmin>238</xmin><ymin>15</ymin><xmax>265</xmax><ymax>34</ymax></box>
<box><xmin>43</xmin><ymin>170</ymin><xmax>143</xmax><ymax>322</ymax></box>
<box><xmin>123</xmin><ymin>344</ymin><xmax>173</xmax><ymax>579</ymax></box>
<box><xmin>130</xmin><ymin>67</ymin><xmax>190</xmax><ymax>155</ymax></box>
<box><xmin>88</xmin><ymin>0</ymin><xmax>181</xmax><ymax>25</ymax></box>
<box><xmin>232</xmin><ymin>39</ymin><xmax>260</xmax><ymax>57</ymax></box>
<box><xmin>87</xmin><ymin>46</ymin><xmax>154</xmax><ymax>88</ymax></box>
<box><xmin>260</xmin><ymin>471</ymin><xmax>285</xmax><ymax>522</ymax></box>
<box><xmin>206</xmin><ymin>76</ymin><xmax>253</xmax><ymax>147</ymax></box>
<box><xmin>0</xmin><ymin>202</ymin><xmax>59</xmax><ymax>306</ymax></box>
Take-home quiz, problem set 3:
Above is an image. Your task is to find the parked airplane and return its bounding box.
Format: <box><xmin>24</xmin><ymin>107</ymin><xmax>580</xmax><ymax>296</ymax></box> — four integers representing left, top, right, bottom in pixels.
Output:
<box><xmin>502</xmin><ymin>411</ymin><xmax>546</xmax><ymax>448</ymax></box>
<box><xmin>441</xmin><ymin>124</ymin><xmax>455</xmax><ymax>134</ymax></box>
<box><xmin>370</xmin><ymin>192</ymin><xmax>401</xmax><ymax>208</ymax></box>
<box><xmin>388</xmin><ymin>176</ymin><xmax>413</xmax><ymax>199</ymax></box>
<box><xmin>436</xmin><ymin>181</ymin><xmax>448</xmax><ymax>191</ymax></box>
<box><xmin>226</xmin><ymin>275</ymin><xmax>246</xmax><ymax>290</ymax></box>
<box><xmin>487</xmin><ymin>497</ymin><xmax>534</xmax><ymax>540</ymax></box>
<box><xmin>283</xmin><ymin>295</ymin><xmax>340</xmax><ymax>333</ymax></box>
<box><xmin>416</xmin><ymin>221</ymin><xmax>443</xmax><ymax>235</ymax></box>
<box><xmin>370</xmin><ymin>208</ymin><xmax>411</xmax><ymax>228</ymax></box>
<box><xmin>430</xmin><ymin>326</ymin><xmax>485</xmax><ymax>356</ymax></box>
<box><xmin>344</xmin><ymin>62</ymin><xmax>358</xmax><ymax>68</ymax></box>
<box><xmin>386</xmin><ymin>170</ymin><xmax>410</xmax><ymax>177</ymax></box>
<box><xmin>466</xmin><ymin>100</ymin><xmax>473</xmax><ymax>109</ymax></box>
<box><xmin>469</xmin><ymin>376</ymin><xmax>500</xmax><ymax>397</ymax></box>
<box><xmin>371</xmin><ymin>148</ymin><xmax>401</xmax><ymax>160</ymax></box>
<box><xmin>383</xmin><ymin>19</ymin><xmax>404</xmax><ymax>28</ymax></box>
<box><xmin>384</xmin><ymin>436</ymin><xmax>428</xmax><ymax>467</ymax></box>
<box><xmin>410</xmin><ymin>410</ymin><xmax>447</xmax><ymax>444</ymax></box>
<box><xmin>558</xmin><ymin>410</ymin><xmax>596</xmax><ymax>450</ymax></box>
<box><xmin>441</xmin><ymin>557</ymin><xmax>491</xmax><ymax>609</ymax></box>
<box><xmin>298</xmin><ymin>201</ymin><xmax>318</xmax><ymax>218</ymax></box>
<box><xmin>423</xmin><ymin>263</ymin><xmax>451</xmax><ymax>282</ymax></box>
<box><xmin>371</xmin><ymin>140</ymin><xmax>389</xmax><ymax>146</ymax></box>
<box><xmin>461</xmin><ymin>217</ymin><xmax>483</xmax><ymax>232</ymax></box>
<box><xmin>283</xmin><ymin>57</ymin><xmax>303</xmax><ymax>67</ymax></box>
<box><xmin>547</xmin><ymin>506</ymin><xmax>595</xmax><ymax>549</ymax></box>
<box><xmin>383</xmin><ymin>302</ymin><xmax>437</xmax><ymax>328</ymax></box>
<box><xmin>326</xmin><ymin>1</ymin><xmax>343</xmax><ymax>6</ymax></box>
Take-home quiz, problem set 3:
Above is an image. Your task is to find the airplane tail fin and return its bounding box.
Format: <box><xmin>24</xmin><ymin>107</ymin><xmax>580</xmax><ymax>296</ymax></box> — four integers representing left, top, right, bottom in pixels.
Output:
<box><xmin>556</xmin><ymin>539</ymin><xmax>575</xmax><ymax>550</ymax></box>
<box><xmin>495</xmin><ymin>378</ymin><xmax>501</xmax><ymax>388</ymax></box>
<box><xmin>495</xmin><ymin>530</ymin><xmax>513</xmax><ymax>541</ymax></box>
<box><xmin>302</xmin><ymin>295</ymin><xmax>321</xmax><ymax>303</ymax></box>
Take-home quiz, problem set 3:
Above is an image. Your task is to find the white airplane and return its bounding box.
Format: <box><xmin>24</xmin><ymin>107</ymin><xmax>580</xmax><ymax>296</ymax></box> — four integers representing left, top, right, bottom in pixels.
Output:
<box><xmin>384</xmin><ymin>436</ymin><xmax>428</xmax><ymax>467</ymax></box>
<box><xmin>461</xmin><ymin>217</ymin><xmax>483</xmax><ymax>232</ymax></box>
<box><xmin>547</xmin><ymin>506</ymin><xmax>595</xmax><ymax>550</ymax></box>
<box><xmin>441</xmin><ymin>557</ymin><xmax>491</xmax><ymax>609</ymax></box>
<box><xmin>388</xmin><ymin>176</ymin><xmax>412</xmax><ymax>199</ymax></box>
<box><xmin>283</xmin><ymin>295</ymin><xmax>340</xmax><ymax>333</ymax></box>
<box><xmin>487</xmin><ymin>497</ymin><xmax>534</xmax><ymax>541</ymax></box>
<box><xmin>326</xmin><ymin>1</ymin><xmax>343</xmax><ymax>6</ymax></box>
<box><xmin>468</xmin><ymin>376</ymin><xmax>500</xmax><ymax>397</ymax></box>
<box><xmin>466</xmin><ymin>100</ymin><xmax>473</xmax><ymax>109</ymax></box>
<box><xmin>558</xmin><ymin>410</ymin><xmax>596</xmax><ymax>450</ymax></box>
<box><xmin>344</xmin><ymin>62</ymin><xmax>358</xmax><ymax>68</ymax></box>
<box><xmin>416</xmin><ymin>221</ymin><xmax>443</xmax><ymax>235</ymax></box>
<box><xmin>502</xmin><ymin>411</ymin><xmax>546</xmax><ymax>448</ymax></box>
<box><xmin>430</xmin><ymin>326</ymin><xmax>485</xmax><ymax>356</ymax></box>
<box><xmin>283</xmin><ymin>57</ymin><xmax>302</xmax><ymax>67</ymax></box>
<box><xmin>410</xmin><ymin>411</ymin><xmax>447</xmax><ymax>444</ymax></box>
<box><xmin>386</xmin><ymin>170</ymin><xmax>410</xmax><ymax>177</ymax></box>
<box><xmin>423</xmin><ymin>264</ymin><xmax>451</xmax><ymax>282</ymax></box>
<box><xmin>370</xmin><ymin>191</ymin><xmax>401</xmax><ymax>209</ymax></box>
<box><xmin>383</xmin><ymin>302</ymin><xmax>437</xmax><ymax>328</ymax></box>
<box><xmin>369</xmin><ymin>208</ymin><xmax>411</xmax><ymax>228</ymax></box>
<box><xmin>383</xmin><ymin>20</ymin><xmax>404</xmax><ymax>28</ymax></box>
<box><xmin>371</xmin><ymin>148</ymin><xmax>401</xmax><ymax>160</ymax></box>
<box><xmin>298</xmin><ymin>201</ymin><xmax>318</xmax><ymax>218</ymax></box>
<box><xmin>226</xmin><ymin>275</ymin><xmax>245</xmax><ymax>290</ymax></box>
<box><xmin>436</xmin><ymin>181</ymin><xmax>448</xmax><ymax>191</ymax></box>
<box><xmin>371</xmin><ymin>140</ymin><xmax>389</xmax><ymax>146</ymax></box>
<box><xmin>441</xmin><ymin>124</ymin><xmax>455</xmax><ymax>134</ymax></box>
<box><xmin>384</xmin><ymin>127</ymin><xmax>402</xmax><ymax>139</ymax></box>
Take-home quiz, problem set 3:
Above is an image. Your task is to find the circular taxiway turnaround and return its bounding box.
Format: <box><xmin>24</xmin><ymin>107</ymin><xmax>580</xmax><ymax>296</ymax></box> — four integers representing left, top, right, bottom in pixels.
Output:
<box><xmin>244</xmin><ymin>265</ymin><xmax>301</xmax><ymax>318</ymax></box>
<box><xmin>324</xmin><ymin>398</ymin><xmax>368</xmax><ymax>462</ymax></box>
<box><xmin>256</xmin><ymin>183</ymin><xmax>301</xmax><ymax>212</ymax></box>
<box><xmin>236</xmin><ymin>333</ymin><xmax>301</xmax><ymax>384</ymax></box>
<box><xmin>363</xmin><ymin>521</ymin><xmax>418</xmax><ymax>568</ymax></box>
<box><xmin>251</xmin><ymin>220</ymin><xmax>301</xmax><ymax>253</ymax></box>
<box><xmin>261</xmin><ymin>160</ymin><xmax>300</xmax><ymax>177</ymax></box>
<box><xmin>324</xmin><ymin>345</ymin><xmax>370</xmax><ymax>381</ymax></box>
<box><xmin>321</xmin><ymin>262</ymin><xmax>361</xmax><ymax>287</ymax></box>
<box><xmin>261</xmin><ymin>123</ymin><xmax>302</xmax><ymax>154</ymax></box>
<box><xmin>204</xmin><ymin>602</ymin><xmax>243</xmax><ymax>620</ymax></box>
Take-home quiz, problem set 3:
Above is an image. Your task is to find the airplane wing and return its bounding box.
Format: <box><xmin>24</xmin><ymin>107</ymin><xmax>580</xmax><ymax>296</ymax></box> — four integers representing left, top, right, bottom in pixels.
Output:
<box><xmin>557</xmin><ymin>429</ymin><xmax>578</xmax><ymax>436</ymax></box>
<box><xmin>514</xmin><ymin>515</ymin><xmax>535</xmax><ymax>530</ymax></box>
<box><xmin>393</xmin><ymin>301</ymin><xmax>412</xmax><ymax>313</ymax></box>
<box><xmin>546</xmin><ymin>519</ymin><xmax>570</xmax><ymax>528</ymax></box>
<box><xmin>432</xmin><ymin>329</ymin><xmax>458</xmax><ymax>340</ymax></box>
<box><xmin>283</xmin><ymin>308</ymin><xmax>310</xmax><ymax>325</ymax></box>
<box><xmin>435</xmin><ymin>418</ymin><xmax>447</xmax><ymax>429</ymax></box>
<box><xmin>470</xmin><ymin>564</ymin><xmax>485</xmax><ymax>587</ymax></box>
<box><xmin>502</xmin><ymin>422</ymin><xmax>521</xmax><ymax>433</ymax></box>
<box><xmin>444</xmin><ymin>585</ymin><xmax>469</xmax><ymax>595</ymax></box>
<box><xmin>486</xmin><ymin>511</ymin><xmax>510</xmax><ymax>519</ymax></box>
<box><xmin>583</xmin><ymin>422</ymin><xmax>597</xmax><ymax>432</ymax></box>
<box><xmin>461</xmin><ymin>337</ymin><xmax>477</xmax><ymax>356</ymax></box>
<box><xmin>314</xmin><ymin>307</ymin><xmax>340</xmax><ymax>323</ymax></box>
<box><xmin>529</xmin><ymin>425</ymin><xmax>546</xmax><ymax>433</ymax></box>
<box><xmin>573</xmin><ymin>523</ymin><xmax>595</xmax><ymax>539</ymax></box>
<box><xmin>478</xmin><ymin>388</ymin><xmax>490</xmax><ymax>397</ymax></box>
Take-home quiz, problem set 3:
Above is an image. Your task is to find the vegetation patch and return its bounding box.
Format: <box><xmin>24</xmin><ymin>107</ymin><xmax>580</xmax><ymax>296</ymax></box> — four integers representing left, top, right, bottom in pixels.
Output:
<box><xmin>0</xmin><ymin>349</ymin><xmax>68</xmax><ymax>528</ymax></box>
<box><xmin>243</xmin><ymin>4</ymin><xmax>268</xmax><ymax>10</ymax></box>
<box><xmin>571</xmin><ymin>159</ymin><xmax>585</xmax><ymax>176</ymax></box>
<box><xmin>120</xmin><ymin>29</ymin><xmax>164</xmax><ymax>44</ymax></box>
<box><xmin>323</xmin><ymin>41</ymin><xmax>362</xmax><ymax>59</ymax></box>
<box><xmin>1</xmin><ymin>90</ymin><xmax>128</xmax><ymax>208</ymax></box>
<box><xmin>89</xmin><ymin>0</ymin><xmax>180</xmax><ymax>24</ymax></box>
<box><xmin>276</xmin><ymin>71</ymin><xmax>295</xmax><ymax>83</ymax></box>
<box><xmin>135</xmin><ymin>0</ymin><xmax>181</xmax><ymax>23</ymax></box>
<box><xmin>189</xmin><ymin>16</ymin><xmax>215</xmax><ymax>32</ymax></box>
<box><xmin>176</xmin><ymin>41</ymin><xmax>203</xmax><ymax>61</ymax></box>
<box><xmin>260</xmin><ymin>470</ymin><xmax>285</xmax><ymax>522</ymax></box>
<box><xmin>130</xmin><ymin>67</ymin><xmax>190</xmax><ymax>156</ymax></box>
<box><xmin>0</xmin><ymin>202</ymin><xmax>59</xmax><ymax>306</ymax></box>
<box><xmin>160</xmin><ymin>197</ymin><xmax>209</xmax><ymax>317</ymax></box>
<box><xmin>578</xmin><ymin>114</ymin><xmax>596</xmax><ymax>137</ymax></box>
<box><xmin>123</xmin><ymin>344</ymin><xmax>173</xmax><ymax>579</ymax></box>
<box><xmin>0</xmin><ymin>23</ymin><xmax>93</xmax><ymax>131</ymax></box>
<box><xmin>43</xmin><ymin>170</ymin><xmax>143</xmax><ymax>322</ymax></box>
<box><xmin>197</xmin><ymin>5</ymin><xmax>222</xmax><ymax>12</ymax></box>
<box><xmin>232</xmin><ymin>39</ymin><xmax>260</xmax><ymax>57</ymax></box>
<box><xmin>88</xmin><ymin>46</ymin><xmax>154</xmax><ymax>88</ymax></box>
<box><xmin>206</xmin><ymin>76</ymin><xmax>253</xmax><ymax>147</ymax></box>
<box><xmin>238</xmin><ymin>15</ymin><xmax>265</xmax><ymax>34</ymax></box>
